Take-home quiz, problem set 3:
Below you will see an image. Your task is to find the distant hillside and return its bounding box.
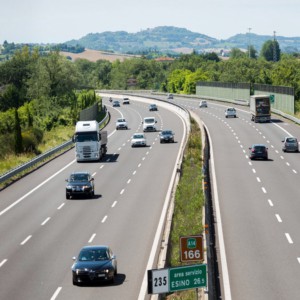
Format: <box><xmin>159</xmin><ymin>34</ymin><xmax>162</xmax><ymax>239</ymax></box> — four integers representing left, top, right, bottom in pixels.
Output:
<box><xmin>65</xmin><ymin>26</ymin><xmax>300</xmax><ymax>55</ymax></box>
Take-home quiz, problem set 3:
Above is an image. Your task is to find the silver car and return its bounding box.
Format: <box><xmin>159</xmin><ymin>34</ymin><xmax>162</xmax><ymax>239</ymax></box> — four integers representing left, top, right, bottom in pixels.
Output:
<box><xmin>199</xmin><ymin>100</ymin><xmax>207</xmax><ymax>108</ymax></box>
<box><xmin>131</xmin><ymin>133</ymin><xmax>147</xmax><ymax>147</ymax></box>
<box><xmin>282</xmin><ymin>137</ymin><xmax>299</xmax><ymax>152</ymax></box>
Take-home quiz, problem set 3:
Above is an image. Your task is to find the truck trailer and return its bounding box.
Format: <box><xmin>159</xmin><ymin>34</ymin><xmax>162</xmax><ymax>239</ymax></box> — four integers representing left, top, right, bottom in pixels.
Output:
<box><xmin>250</xmin><ymin>95</ymin><xmax>271</xmax><ymax>123</ymax></box>
<box><xmin>73</xmin><ymin>120</ymin><xmax>107</xmax><ymax>162</ymax></box>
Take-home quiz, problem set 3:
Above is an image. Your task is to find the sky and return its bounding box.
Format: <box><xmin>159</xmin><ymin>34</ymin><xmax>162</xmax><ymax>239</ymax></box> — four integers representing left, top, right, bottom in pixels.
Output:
<box><xmin>1</xmin><ymin>0</ymin><xmax>300</xmax><ymax>44</ymax></box>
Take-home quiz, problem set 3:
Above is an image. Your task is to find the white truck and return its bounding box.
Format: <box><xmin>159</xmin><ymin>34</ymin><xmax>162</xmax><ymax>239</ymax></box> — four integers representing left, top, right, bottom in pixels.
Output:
<box><xmin>250</xmin><ymin>95</ymin><xmax>271</xmax><ymax>123</ymax></box>
<box><xmin>73</xmin><ymin>120</ymin><xmax>107</xmax><ymax>162</ymax></box>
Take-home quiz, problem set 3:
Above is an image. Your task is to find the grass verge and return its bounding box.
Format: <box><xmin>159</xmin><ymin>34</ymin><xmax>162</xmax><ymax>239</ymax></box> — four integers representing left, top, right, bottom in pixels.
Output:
<box><xmin>165</xmin><ymin>117</ymin><xmax>205</xmax><ymax>299</ymax></box>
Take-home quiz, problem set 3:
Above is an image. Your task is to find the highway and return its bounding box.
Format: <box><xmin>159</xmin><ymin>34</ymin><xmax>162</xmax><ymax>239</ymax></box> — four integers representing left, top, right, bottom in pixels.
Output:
<box><xmin>0</xmin><ymin>97</ymin><xmax>187</xmax><ymax>300</ymax></box>
<box><xmin>171</xmin><ymin>96</ymin><xmax>300</xmax><ymax>300</ymax></box>
<box><xmin>2</xmin><ymin>91</ymin><xmax>300</xmax><ymax>300</ymax></box>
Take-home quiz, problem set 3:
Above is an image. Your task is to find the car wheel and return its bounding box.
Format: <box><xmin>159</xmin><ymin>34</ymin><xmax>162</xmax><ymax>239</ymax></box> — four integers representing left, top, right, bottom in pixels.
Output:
<box><xmin>72</xmin><ymin>277</ymin><xmax>78</xmax><ymax>285</ymax></box>
<box><xmin>110</xmin><ymin>275</ymin><xmax>115</xmax><ymax>284</ymax></box>
<box><xmin>66</xmin><ymin>193</ymin><xmax>70</xmax><ymax>199</ymax></box>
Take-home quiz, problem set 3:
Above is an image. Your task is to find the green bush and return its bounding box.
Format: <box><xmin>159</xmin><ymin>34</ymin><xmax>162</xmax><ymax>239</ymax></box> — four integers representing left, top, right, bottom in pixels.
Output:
<box><xmin>0</xmin><ymin>133</ymin><xmax>14</xmax><ymax>159</ymax></box>
<box><xmin>22</xmin><ymin>130</ymin><xmax>41</xmax><ymax>154</ymax></box>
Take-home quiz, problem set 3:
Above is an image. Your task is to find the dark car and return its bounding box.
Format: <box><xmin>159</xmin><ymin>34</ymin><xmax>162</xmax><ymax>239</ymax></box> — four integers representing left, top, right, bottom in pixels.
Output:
<box><xmin>282</xmin><ymin>137</ymin><xmax>299</xmax><ymax>152</ymax></box>
<box><xmin>72</xmin><ymin>245</ymin><xmax>117</xmax><ymax>285</ymax></box>
<box><xmin>249</xmin><ymin>144</ymin><xmax>268</xmax><ymax>160</ymax></box>
<box><xmin>167</xmin><ymin>93</ymin><xmax>173</xmax><ymax>99</ymax></box>
<box><xmin>65</xmin><ymin>171</ymin><xmax>94</xmax><ymax>199</ymax></box>
<box><xmin>149</xmin><ymin>104</ymin><xmax>158</xmax><ymax>111</ymax></box>
<box><xmin>112</xmin><ymin>100</ymin><xmax>120</xmax><ymax>107</ymax></box>
<box><xmin>159</xmin><ymin>130</ymin><xmax>175</xmax><ymax>143</ymax></box>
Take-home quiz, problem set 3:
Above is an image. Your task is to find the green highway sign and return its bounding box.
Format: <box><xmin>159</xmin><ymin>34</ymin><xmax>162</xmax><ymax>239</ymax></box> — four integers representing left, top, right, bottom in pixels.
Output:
<box><xmin>169</xmin><ymin>264</ymin><xmax>207</xmax><ymax>292</ymax></box>
<box><xmin>148</xmin><ymin>264</ymin><xmax>207</xmax><ymax>294</ymax></box>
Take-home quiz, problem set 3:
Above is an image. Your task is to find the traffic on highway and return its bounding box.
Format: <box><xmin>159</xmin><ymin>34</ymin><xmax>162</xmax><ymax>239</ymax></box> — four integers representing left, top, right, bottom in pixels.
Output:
<box><xmin>0</xmin><ymin>95</ymin><xmax>187</xmax><ymax>300</ymax></box>
<box><xmin>1</xmin><ymin>92</ymin><xmax>300</xmax><ymax>300</ymax></box>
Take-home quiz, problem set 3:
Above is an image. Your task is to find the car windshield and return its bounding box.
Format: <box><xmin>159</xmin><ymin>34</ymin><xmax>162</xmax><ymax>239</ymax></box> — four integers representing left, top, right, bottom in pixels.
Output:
<box><xmin>79</xmin><ymin>249</ymin><xmax>109</xmax><ymax>261</ymax></box>
<box><xmin>70</xmin><ymin>173</ymin><xmax>89</xmax><ymax>182</ymax></box>
<box><xmin>145</xmin><ymin>119</ymin><xmax>155</xmax><ymax>124</ymax></box>
<box><xmin>286</xmin><ymin>138</ymin><xmax>297</xmax><ymax>143</ymax></box>
<box><xmin>117</xmin><ymin>119</ymin><xmax>125</xmax><ymax>122</ymax></box>
<box><xmin>133</xmin><ymin>134</ymin><xmax>144</xmax><ymax>139</ymax></box>
<box><xmin>254</xmin><ymin>146</ymin><xmax>266</xmax><ymax>151</ymax></box>
<box><xmin>162</xmin><ymin>131</ymin><xmax>172</xmax><ymax>135</ymax></box>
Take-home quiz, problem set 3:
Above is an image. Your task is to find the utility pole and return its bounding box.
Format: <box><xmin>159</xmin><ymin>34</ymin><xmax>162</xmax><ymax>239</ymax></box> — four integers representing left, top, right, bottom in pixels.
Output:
<box><xmin>273</xmin><ymin>31</ymin><xmax>277</xmax><ymax>62</ymax></box>
<box><xmin>248</xmin><ymin>27</ymin><xmax>252</xmax><ymax>58</ymax></box>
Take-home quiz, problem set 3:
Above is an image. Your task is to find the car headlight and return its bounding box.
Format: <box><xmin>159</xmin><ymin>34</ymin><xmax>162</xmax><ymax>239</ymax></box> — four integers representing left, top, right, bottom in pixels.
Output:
<box><xmin>66</xmin><ymin>185</ymin><xmax>72</xmax><ymax>189</ymax></box>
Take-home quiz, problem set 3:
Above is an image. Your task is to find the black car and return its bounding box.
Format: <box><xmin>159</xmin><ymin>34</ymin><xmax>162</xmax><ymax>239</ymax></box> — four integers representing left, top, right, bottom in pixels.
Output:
<box><xmin>249</xmin><ymin>144</ymin><xmax>268</xmax><ymax>160</ymax></box>
<box><xmin>159</xmin><ymin>130</ymin><xmax>175</xmax><ymax>143</ymax></box>
<box><xmin>65</xmin><ymin>171</ymin><xmax>94</xmax><ymax>199</ymax></box>
<box><xmin>72</xmin><ymin>245</ymin><xmax>117</xmax><ymax>285</ymax></box>
<box><xmin>149</xmin><ymin>104</ymin><xmax>158</xmax><ymax>111</ymax></box>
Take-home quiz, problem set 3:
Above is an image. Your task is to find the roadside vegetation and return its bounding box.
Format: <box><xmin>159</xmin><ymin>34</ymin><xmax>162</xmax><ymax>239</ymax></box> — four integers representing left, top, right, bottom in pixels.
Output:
<box><xmin>1</xmin><ymin>41</ymin><xmax>300</xmax><ymax>177</ymax></box>
<box><xmin>165</xmin><ymin>118</ymin><xmax>205</xmax><ymax>299</ymax></box>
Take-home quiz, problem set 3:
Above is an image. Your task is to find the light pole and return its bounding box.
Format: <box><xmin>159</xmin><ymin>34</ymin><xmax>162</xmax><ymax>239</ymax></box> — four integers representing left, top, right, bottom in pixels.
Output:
<box><xmin>273</xmin><ymin>31</ymin><xmax>277</xmax><ymax>62</ymax></box>
<box><xmin>248</xmin><ymin>27</ymin><xmax>252</xmax><ymax>58</ymax></box>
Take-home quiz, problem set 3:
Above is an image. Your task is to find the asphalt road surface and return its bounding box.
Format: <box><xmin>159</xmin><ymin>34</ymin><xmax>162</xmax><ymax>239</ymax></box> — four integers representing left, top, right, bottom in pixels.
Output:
<box><xmin>0</xmin><ymin>97</ymin><xmax>187</xmax><ymax>300</ymax></box>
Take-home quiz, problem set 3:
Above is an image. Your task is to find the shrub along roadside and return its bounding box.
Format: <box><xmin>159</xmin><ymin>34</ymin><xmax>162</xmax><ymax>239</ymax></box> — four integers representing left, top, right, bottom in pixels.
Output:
<box><xmin>0</xmin><ymin>108</ymin><xmax>109</xmax><ymax>189</ymax></box>
<box><xmin>165</xmin><ymin>117</ymin><xmax>205</xmax><ymax>299</ymax></box>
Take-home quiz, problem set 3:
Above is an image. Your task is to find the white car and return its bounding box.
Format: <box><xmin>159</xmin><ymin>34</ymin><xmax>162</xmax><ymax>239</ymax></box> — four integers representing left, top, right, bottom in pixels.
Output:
<box><xmin>131</xmin><ymin>133</ymin><xmax>147</xmax><ymax>147</ymax></box>
<box><xmin>123</xmin><ymin>97</ymin><xmax>130</xmax><ymax>104</ymax></box>
<box><xmin>116</xmin><ymin>118</ymin><xmax>128</xmax><ymax>130</ymax></box>
<box><xmin>225</xmin><ymin>107</ymin><xmax>237</xmax><ymax>118</ymax></box>
<box><xmin>143</xmin><ymin>117</ymin><xmax>157</xmax><ymax>132</ymax></box>
<box><xmin>199</xmin><ymin>100</ymin><xmax>207</xmax><ymax>108</ymax></box>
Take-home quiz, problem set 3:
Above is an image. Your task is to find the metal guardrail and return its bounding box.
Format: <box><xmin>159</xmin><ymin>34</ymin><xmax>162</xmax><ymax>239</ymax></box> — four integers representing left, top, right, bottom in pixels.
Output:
<box><xmin>0</xmin><ymin>112</ymin><xmax>109</xmax><ymax>185</ymax></box>
<box><xmin>0</xmin><ymin>140</ymin><xmax>74</xmax><ymax>184</ymax></box>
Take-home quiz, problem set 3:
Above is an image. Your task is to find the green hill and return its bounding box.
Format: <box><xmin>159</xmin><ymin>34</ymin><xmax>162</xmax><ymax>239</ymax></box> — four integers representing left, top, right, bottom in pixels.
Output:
<box><xmin>65</xmin><ymin>26</ymin><xmax>300</xmax><ymax>55</ymax></box>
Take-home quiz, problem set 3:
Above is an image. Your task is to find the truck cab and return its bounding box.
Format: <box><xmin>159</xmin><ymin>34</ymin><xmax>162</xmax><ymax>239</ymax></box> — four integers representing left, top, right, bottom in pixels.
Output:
<box><xmin>74</xmin><ymin>120</ymin><xmax>107</xmax><ymax>162</ymax></box>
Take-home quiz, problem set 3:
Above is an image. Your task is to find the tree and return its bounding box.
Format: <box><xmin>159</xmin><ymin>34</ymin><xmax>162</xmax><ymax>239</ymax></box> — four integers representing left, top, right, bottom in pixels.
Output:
<box><xmin>230</xmin><ymin>48</ymin><xmax>246</xmax><ymax>59</ymax></box>
<box><xmin>27</xmin><ymin>51</ymin><xmax>79</xmax><ymax>101</ymax></box>
<box><xmin>247</xmin><ymin>45</ymin><xmax>258</xmax><ymax>59</ymax></box>
<box><xmin>182</xmin><ymin>69</ymin><xmax>209</xmax><ymax>94</ymax></box>
<box><xmin>14</xmin><ymin>108</ymin><xmax>23</xmax><ymax>154</ymax></box>
<box><xmin>260</xmin><ymin>40</ymin><xmax>281</xmax><ymax>62</ymax></box>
